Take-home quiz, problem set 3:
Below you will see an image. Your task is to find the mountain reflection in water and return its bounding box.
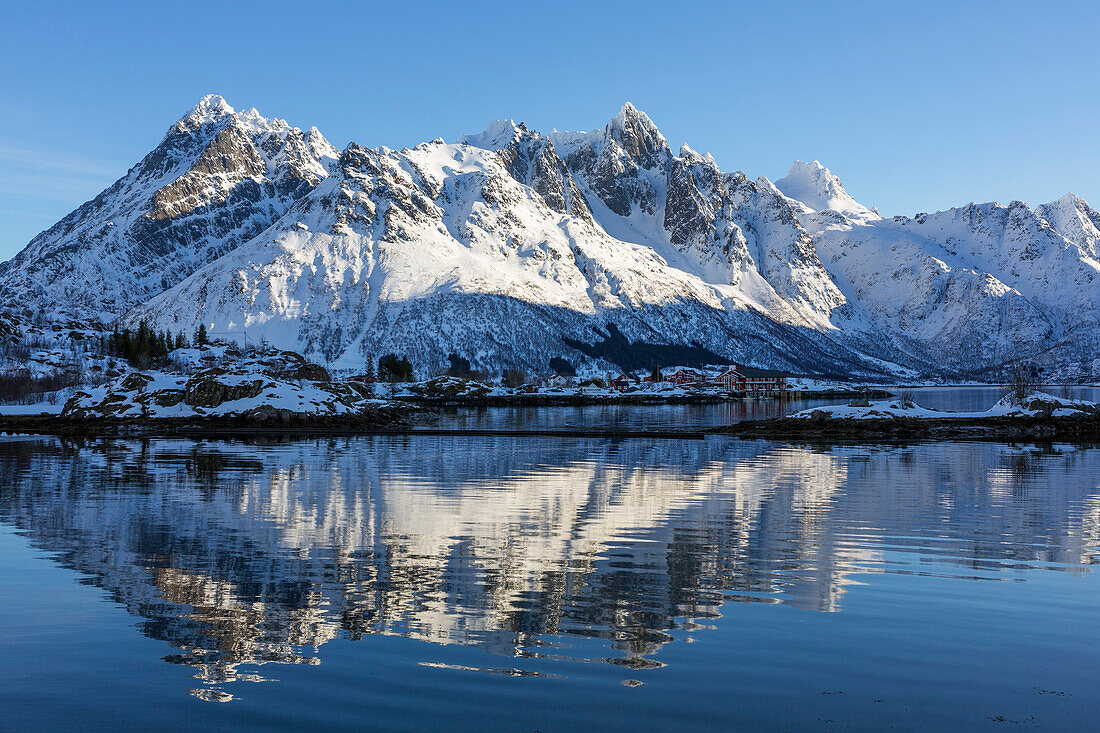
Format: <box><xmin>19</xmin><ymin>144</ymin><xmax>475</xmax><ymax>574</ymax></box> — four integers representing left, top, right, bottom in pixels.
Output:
<box><xmin>1</xmin><ymin>435</ymin><xmax>1098</xmax><ymax>704</ymax></box>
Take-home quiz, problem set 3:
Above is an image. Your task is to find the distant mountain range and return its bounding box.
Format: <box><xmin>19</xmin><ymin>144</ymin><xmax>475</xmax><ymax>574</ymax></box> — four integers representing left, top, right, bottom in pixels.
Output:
<box><xmin>2</xmin><ymin>95</ymin><xmax>1097</xmax><ymax>378</ymax></box>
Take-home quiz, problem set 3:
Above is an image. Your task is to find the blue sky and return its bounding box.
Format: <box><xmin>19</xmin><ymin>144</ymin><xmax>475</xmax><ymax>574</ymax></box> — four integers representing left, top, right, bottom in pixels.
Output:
<box><xmin>2</xmin><ymin>0</ymin><xmax>1098</xmax><ymax>261</ymax></box>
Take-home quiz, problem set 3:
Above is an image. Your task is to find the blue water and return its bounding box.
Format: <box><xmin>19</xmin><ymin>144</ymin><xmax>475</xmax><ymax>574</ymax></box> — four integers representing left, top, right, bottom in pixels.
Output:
<box><xmin>906</xmin><ymin>385</ymin><xmax>1100</xmax><ymax>413</ymax></box>
<box><xmin>428</xmin><ymin>386</ymin><xmax>1100</xmax><ymax>429</ymax></box>
<box><xmin>2</xmin><ymin>434</ymin><xmax>1099</xmax><ymax>731</ymax></box>
<box><xmin>429</xmin><ymin>394</ymin><xmax>845</xmax><ymax>429</ymax></box>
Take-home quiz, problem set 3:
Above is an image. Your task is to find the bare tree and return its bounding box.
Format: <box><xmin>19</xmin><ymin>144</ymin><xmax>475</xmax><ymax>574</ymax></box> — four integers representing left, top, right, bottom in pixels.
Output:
<box><xmin>1003</xmin><ymin>360</ymin><xmax>1038</xmax><ymax>404</ymax></box>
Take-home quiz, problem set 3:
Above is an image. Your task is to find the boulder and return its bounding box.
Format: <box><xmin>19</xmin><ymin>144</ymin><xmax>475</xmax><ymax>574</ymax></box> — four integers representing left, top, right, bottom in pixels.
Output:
<box><xmin>151</xmin><ymin>389</ymin><xmax>186</xmax><ymax>407</ymax></box>
<box><xmin>184</xmin><ymin>370</ymin><xmax>267</xmax><ymax>408</ymax></box>
<box><xmin>276</xmin><ymin>361</ymin><xmax>330</xmax><ymax>382</ymax></box>
<box><xmin>120</xmin><ymin>372</ymin><xmax>153</xmax><ymax>391</ymax></box>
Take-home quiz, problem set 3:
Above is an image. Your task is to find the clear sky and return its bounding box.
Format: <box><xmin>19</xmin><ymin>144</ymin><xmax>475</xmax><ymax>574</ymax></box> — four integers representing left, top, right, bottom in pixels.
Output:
<box><xmin>2</xmin><ymin>0</ymin><xmax>1098</xmax><ymax>261</ymax></box>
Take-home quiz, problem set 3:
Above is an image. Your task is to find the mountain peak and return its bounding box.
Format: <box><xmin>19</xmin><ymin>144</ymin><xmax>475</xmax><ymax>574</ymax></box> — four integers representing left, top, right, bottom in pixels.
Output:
<box><xmin>678</xmin><ymin>144</ymin><xmax>716</xmax><ymax>167</ymax></box>
<box><xmin>776</xmin><ymin>160</ymin><xmax>876</xmax><ymax>221</ymax></box>
<box><xmin>184</xmin><ymin>94</ymin><xmax>236</xmax><ymax>125</ymax></box>
<box><xmin>1048</xmin><ymin>192</ymin><xmax>1087</xmax><ymax>210</ymax></box>
<box><xmin>785</xmin><ymin>160</ymin><xmax>836</xmax><ymax>187</ymax></box>
<box><xmin>458</xmin><ymin>119</ymin><xmax>525</xmax><ymax>150</ymax></box>
<box><xmin>605</xmin><ymin>102</ymin><xmax>668</xmax><ymax>163</ymax></box>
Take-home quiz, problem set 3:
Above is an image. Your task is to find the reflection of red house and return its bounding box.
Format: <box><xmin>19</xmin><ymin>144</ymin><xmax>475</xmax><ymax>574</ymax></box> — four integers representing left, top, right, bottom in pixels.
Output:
<box><xmin>713</xmin><ymin>366</ymin><xmax>787</xmax><ymax>393</ymax></box>
<box><xmin>610</xmin><ymin>373</ymin><xmax>638</xmax><ymax>392</ymax></box>
<box><xmin>669</xmin><ymin>369</ymin><xmax>704</xmax><ymax>386</ymax></box>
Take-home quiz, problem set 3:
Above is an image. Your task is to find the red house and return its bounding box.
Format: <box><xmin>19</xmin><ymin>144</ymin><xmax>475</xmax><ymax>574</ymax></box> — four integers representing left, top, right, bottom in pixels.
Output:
<box><xmin>739</xmin><ymin>366</ymin><xmax>787</xmax><ymax>393</ymax></box>
<box><xmin>712</xmin><ymin>366</ymin><xmax>787</xmax><ymax>393</ymax></box>
<box><xmin>669</xmin><ymin>369</ymin><xmax>705</xmax><ymax>386</ymax></box>
<box><xmin>610</xmin><ymin>373</ymin><xmax>639</xmax><ymax>392</ymax></box>
<box><xmin>714</xmin><ymin>368</ymin><xmax>744</xmax><ymax>392</ymax></box>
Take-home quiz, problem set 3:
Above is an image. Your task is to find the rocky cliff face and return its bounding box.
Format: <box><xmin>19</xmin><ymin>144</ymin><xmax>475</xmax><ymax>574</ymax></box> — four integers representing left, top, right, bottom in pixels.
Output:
<box><xmin>0</xmin><ymin>95</ymin><xmax>338</xmax><ymax>318</ymax></box>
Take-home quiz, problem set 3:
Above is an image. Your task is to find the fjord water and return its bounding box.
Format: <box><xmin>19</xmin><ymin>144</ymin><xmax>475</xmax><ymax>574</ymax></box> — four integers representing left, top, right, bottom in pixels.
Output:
<box><xmin>2</xmin><ymin>435</ymin><xmax>1099</xmax><ymax>731</ymax></box>
<box><xmin>428</xmin><ymin>386</ymin><xmax>1100</xmax><ymax>431</ymax></box>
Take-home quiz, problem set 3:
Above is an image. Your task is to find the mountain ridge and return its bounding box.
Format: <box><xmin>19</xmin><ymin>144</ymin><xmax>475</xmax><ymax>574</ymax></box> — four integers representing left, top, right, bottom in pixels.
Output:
<box><xmin>3</xmin><ymin>96</ymin><xmax>1097</xmax><ymax>378</ymax></box>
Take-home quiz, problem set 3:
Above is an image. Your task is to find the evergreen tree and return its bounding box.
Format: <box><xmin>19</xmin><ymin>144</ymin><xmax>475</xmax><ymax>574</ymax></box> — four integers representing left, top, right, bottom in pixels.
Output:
<box><xmin>378</xmin><ymin>353</ymin><xmax>414</xmax><ymax>382</ymax></box>
<box><xmin>105</xmin><ymin>321</ymin><xmax>175</xmax><ymax>368</ymax></box>
<box><xmin>447</xmin><ymin>353</ymin><xmax>471</xmax><ymax>377</ymax></box>
<box><xmin>194</xmin><ymin>323</ymin><xmax>208</xmax><ymax>345</ymax></box>
<box><xmin>548</xmin><ymin>357</ymin><xmax>576</xmax><ymax>377</ymax></box>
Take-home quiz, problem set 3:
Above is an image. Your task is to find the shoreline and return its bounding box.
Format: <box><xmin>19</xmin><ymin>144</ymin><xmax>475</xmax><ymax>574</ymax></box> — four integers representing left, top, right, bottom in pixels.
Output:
<box><xmin>387</xmin><ymin>387</ymin><xmax>893</xmax><ymax>408</ymax></box>
<box><xmin>717</xmin><ymin>414</ymin><xmax>1100</xmax><ymax>442</ymax></box>
<box><xmin>3</xmin><ymin>412</ymin><xmax>1099</xmax><ymax>444</ymax></box>
<box><xmin>0</xmin><ymin>414</ymin><xmax>707</xmax><ymax>440</ymax></box>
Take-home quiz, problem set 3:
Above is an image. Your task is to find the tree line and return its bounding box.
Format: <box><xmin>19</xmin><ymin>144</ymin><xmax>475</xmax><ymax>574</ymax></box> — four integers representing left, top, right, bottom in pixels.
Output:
<box><xmin>104</xmin><ymin>321</ymin><xmax>210</xmax><ymax>368</ymax></box>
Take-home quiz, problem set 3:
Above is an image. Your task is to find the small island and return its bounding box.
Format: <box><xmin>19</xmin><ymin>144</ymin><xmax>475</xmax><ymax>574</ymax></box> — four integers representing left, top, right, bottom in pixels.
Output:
<box><xmin>721</xmin><ymin>392</ymin><xmax>1100</xmax><ymax>441</ymax></box>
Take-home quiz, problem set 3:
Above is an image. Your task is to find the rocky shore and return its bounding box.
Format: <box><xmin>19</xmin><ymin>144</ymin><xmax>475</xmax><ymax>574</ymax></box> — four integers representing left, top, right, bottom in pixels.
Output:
<box><xmin>0</xmin><ymin>406</ymin><xmax>416</xmax><ymax>438</ymax></box>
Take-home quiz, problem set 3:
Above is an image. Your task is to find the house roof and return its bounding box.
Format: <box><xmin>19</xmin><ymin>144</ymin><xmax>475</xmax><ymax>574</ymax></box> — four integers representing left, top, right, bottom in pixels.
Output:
<box><xmin>733</xmin><ymin>365</ymin><xmax>786</xmax><ymax>378</ymax></box>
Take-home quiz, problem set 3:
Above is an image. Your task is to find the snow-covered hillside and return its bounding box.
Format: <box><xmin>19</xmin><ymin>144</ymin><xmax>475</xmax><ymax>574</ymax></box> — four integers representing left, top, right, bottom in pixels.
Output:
<box><xmin>0</xmin><ymin>95</ymin><xmax>338</xmax><ymax>319</ymax></box>
<box><xmin>787</xmin><ymin>164</ymin><xmax>1100</xmax><ymax>372</ymax></box>
<box><xmin>4</xmin><ymin>96</ymin><xmax>1099</xmax><ymax>378</ymax></box>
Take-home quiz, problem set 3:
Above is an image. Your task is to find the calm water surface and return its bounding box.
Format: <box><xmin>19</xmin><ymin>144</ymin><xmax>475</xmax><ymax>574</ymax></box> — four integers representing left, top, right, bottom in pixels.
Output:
<box><xmin>2</xmin><ymin>434</ymin><xmax>1099</xmax><ymax>731</ymax></box>
<box><xmin>428</xmin><ymin>396</ymin><xmax>844</xmax><ymax>429</ymax></box>
<box><xmin>907</xmin><ymin>386</ymin><xmax>1100</xmax><ymax>413</ymax></box>
<box><xmin>429</xmin><ymin>386</ymin><xmax>1100</xmax><ymax>430</ymax></box>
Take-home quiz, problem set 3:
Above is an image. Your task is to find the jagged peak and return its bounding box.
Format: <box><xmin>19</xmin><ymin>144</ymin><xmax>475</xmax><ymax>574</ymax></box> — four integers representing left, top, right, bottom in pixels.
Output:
<box><xmin>604</xmin><ymin>102</ymin><xmax>668</xmax><ymax>162</ymax></box>
<box><xmin>754</xmin><ymin>175</ymin><xmax>782</xmax><ymax>195</ymax></box>
<box><xmin>783</xmin><ymin>160</ymin><xmax>842</xmax><ymax>192</ymax></box>
<box><xmin>678</xmin><ymin>144</ymin><xmax>716</xmax><ymax>167</ymax></box>
<box><xmin>459</xmin><ymin>119</ymin><xmax>528</xmax><ymax>151</ymax></box>
<box><xmin>183</xmin><ymin>94</ymin><xmax>235</xmax><ymax>125</ymax></box>
<box><xmin>234</xmin><ymin>106</ymin><xmax>274</xmax><ymax>126</ymax></box>
<box><xmin>173</xmin><ymin>95</ymin><xmax>301</xmax><ymax>141</ymax></box>
<box><xmin>776</xmin><ymin>160</ymin><xmax>877</xmax><ymax>221</ymax></box>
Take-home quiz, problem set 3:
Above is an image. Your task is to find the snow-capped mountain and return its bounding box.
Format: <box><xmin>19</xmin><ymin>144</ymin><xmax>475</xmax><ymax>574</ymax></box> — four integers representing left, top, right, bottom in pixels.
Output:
<box><xmin>0</xmin><ymin>95</ymin><xmax>338</xmax><ymax>318</ymax></box>
<box><xmin>123</xmin><ymin>118</ymin><xmax>885</xmax><ymax>376</ymax></box>
<box><xmin>1036</xmin><ymin>194</ymin><xmax>1100</xmax><ymax>261</ymax></box>
<box><xmin>785</xmin><ymin>163</ymin><xmax>1100</xmax><ymax>372</ymax></box>
<box><xmin>4</xmin><ymin>96</ymin><xmax>1098</xmax><ymax>377</ymax></box>
<box><xmin>776</xmin><ymin>160</ymin><xmax>878</xmax><ymax>223</ymax></box>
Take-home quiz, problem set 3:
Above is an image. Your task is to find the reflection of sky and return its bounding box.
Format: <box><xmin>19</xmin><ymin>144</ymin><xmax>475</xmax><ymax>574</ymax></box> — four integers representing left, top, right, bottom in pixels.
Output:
<box><xmin>1</xmin><ymin>436</ymin><xmax>1098</xmax><ymax>702</ymax></box>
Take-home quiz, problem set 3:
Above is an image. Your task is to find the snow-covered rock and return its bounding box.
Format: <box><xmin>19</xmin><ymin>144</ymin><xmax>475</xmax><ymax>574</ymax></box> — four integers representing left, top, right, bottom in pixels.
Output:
<box><xmin>790</xmin><ymin>391</ymin><xmax>1099</xmax><ymax>420</ymax></box>
<box><xmin>1037</xmin><ymin>194</ymin><xmax>1100</xmax><ymax>260</ymax></box>
<box><xmin>60</xmin><ymin>346</ymin><xmax>385</xmax><ymax>419</ymax></box>
<box><xmin>799</xmin><ymin>193</ymin><xmax>1100</xmax><ymax>372</ymax></box>
<box><xmin>776</xmin><ymin>160</ymin><xmax>878</xmax><ymax>223</ymax></box>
